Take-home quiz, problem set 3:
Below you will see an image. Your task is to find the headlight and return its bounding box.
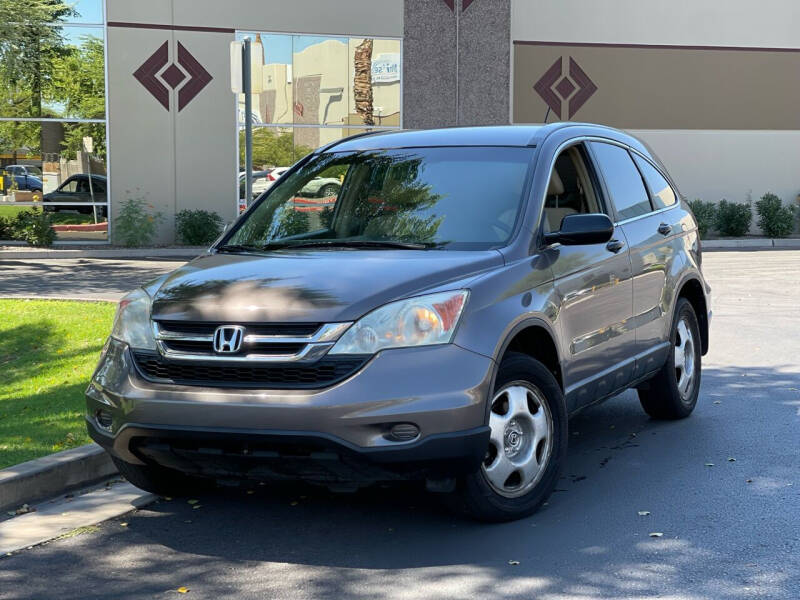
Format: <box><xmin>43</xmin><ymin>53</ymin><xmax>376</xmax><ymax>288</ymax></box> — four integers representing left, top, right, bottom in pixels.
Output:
<box><xmin>329</xmin><ymin>290</ymin><xmax>468</xmax><ymax>355</ymax></box>
<box><xmin>110</xmin><ymin>288</ymin><xmax>156</xmax><ymax>350</ymax></box>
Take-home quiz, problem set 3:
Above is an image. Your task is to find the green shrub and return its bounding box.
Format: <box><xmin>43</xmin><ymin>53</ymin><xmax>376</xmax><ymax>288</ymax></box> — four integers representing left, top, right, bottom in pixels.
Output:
<box><xmin>175</xmin><ymin>209</ymin><xmax>224</xmax><ymax>245</ymax></box>
<box><xmin>13</xmin><ymin>209</ymin><xmax>55</xmax><ymax>246</ymax></box>
<box><xmin>0</xmin><ymin>215</ymin><xmax>14</xmax><ymax>240</ymax></box>
<box><xmin>715</xmin><ymin>199</ymin><xmax>752</xmax><ymax>237</ymax></box>
<box><xmin>755</xmin><ymin>192</ymin><xmax>795</xmax><ymax>238</ymax></box>
<box><xmin>113</xmin><ymin>194</ymin><xmax>163</xmax><ymax>247</ymax></box>
<box><xmin>687</xmin><ymin>199</ymin><xmax>717</xmax><ymax>239</ymax></box>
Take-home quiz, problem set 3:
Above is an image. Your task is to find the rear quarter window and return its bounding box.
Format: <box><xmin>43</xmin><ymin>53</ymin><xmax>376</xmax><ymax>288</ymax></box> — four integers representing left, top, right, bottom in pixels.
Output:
<box><xmin>590</xmin><ymin>142</ymin><xmax>652</xmax><ymax>220</ymax></box>
<box><xmin>632</xmin><ymin>154</ymin><xmax>677</xmax><ymax>209</ymax></box>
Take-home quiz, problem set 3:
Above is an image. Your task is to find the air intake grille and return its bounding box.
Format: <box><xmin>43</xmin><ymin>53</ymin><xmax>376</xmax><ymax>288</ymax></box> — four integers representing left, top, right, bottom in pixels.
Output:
<box><xmin>132</xmin><ymin>351</ymin><xmax>368</xmax><ymax>389</ymax></box>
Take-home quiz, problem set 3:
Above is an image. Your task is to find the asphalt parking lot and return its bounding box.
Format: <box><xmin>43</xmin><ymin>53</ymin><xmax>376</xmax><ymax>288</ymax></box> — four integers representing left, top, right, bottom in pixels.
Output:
<box><xmin>0</xmin><ymin>251</ymin><xmax>798</xmax><ymax>600</ymax></box>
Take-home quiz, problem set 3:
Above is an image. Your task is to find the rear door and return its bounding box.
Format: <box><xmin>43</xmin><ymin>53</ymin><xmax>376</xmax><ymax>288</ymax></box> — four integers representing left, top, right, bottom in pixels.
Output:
<box><xmin>589</xmin><ymin>142</ymin><xmax>678</xmax><ymax>378</ymax></box>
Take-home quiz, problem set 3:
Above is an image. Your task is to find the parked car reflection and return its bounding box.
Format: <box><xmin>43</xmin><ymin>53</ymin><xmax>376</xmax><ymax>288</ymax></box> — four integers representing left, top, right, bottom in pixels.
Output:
<box><xmin>42</xmin><ymin>174</ymin><xmax>107</xmax><ymax>217</ymax></box>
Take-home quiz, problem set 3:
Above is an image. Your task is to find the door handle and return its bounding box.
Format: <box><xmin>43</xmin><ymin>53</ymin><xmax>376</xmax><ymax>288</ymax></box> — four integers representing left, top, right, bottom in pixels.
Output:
<box><xmin>606</xmin><ymin>239</ymin><xmax>625</xmax><ymax>253</ymax></box>
<box><xmin>657</xmin><ymin>222</ymin><xmax>672</xmax><ymax>236</ymax></box>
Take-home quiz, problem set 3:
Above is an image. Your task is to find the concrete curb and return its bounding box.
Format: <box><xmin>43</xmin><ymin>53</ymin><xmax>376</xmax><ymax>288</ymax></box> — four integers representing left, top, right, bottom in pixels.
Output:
<box><xmin>0</xmin><ymin>444</ymin><xmax>117</xmax><ymax>513</ymax></box>
<box><xmin>703</xmin><ymin>238</ymin><xmax>800</xmax><ymax>250</ymax></box>
<box><xmin>0</xmin><ymin>247</ymin><xmax>205</xmax><ymax>260</ymax></box>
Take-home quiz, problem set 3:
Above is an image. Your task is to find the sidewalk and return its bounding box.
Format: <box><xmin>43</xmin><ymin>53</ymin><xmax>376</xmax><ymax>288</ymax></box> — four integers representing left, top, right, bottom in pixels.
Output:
<box><xmin>0</xmin><ymin>245</ymin><xmax>206</xmax><ymax>260</ymax></box>
<box><xmin>0</xmin><ymin>257</ymin><xmax>187</xmax><ymax>301</ymax></box>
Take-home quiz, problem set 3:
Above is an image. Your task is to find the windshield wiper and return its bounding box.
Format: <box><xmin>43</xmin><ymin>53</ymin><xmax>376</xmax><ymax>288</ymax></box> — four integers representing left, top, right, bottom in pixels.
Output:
<box><xmin>261</xmin><ymin>240</ymin><xmax>435</xmax><ymax>250</ymax></box>
<box><xmin>216</xmin><ymin>244</ymin><xmax>262</xmax><ymax>253</ymax></box>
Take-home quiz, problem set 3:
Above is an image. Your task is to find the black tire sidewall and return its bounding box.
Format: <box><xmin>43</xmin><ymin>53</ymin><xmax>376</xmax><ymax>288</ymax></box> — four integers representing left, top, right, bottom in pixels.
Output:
<box><xmin>668</xmin><ymin>298</ymin><xmax>702</xmax><ymax>411</ymax></box>
<box><xmin>460</xmin><ymin>352</ymin><xmax>567</xmax><ymax>521</ymax></box>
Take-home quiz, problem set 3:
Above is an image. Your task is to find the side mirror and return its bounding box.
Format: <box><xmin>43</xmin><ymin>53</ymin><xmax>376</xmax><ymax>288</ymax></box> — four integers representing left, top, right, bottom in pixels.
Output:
<box><xmin>543</xmin><ymin>213</ymin><xmax>614</xmax><ymax>246</ymax></box>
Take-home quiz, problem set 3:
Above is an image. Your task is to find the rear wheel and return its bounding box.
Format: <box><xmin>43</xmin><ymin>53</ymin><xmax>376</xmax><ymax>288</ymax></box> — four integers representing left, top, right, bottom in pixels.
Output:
<box><xmin>453</xmin><ymin>352</ymin><xmax>567</xmax><ymax>522</ymax></box>
<box><xmin>638</xmin><ymin>298</ymin><xmax>702</xmax><ymax>419</ymax></box>
<box><xmin>111</xmin><ymin>456</ymin><xmax>211</xmax><ymax>496</ymax></box>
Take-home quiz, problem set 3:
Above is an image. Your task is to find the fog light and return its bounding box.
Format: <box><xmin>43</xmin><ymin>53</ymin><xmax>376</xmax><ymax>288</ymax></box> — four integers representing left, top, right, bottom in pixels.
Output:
<box><xmin>95</xmin><ymin>409</ymin><xmax>113</xmax><ymax>432</ymax></box>
<box><xmin>387</xmin><ymin>423</ymin><xmax>420</xmax><ymax>442</ymax></box>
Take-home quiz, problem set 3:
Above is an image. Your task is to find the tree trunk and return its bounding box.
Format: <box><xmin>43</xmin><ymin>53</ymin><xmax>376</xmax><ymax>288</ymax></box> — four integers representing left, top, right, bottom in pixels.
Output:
<box><xmin>353</xmin><ymin>39</ymin><xmax>374</xmax><ymax>126</ymax></box>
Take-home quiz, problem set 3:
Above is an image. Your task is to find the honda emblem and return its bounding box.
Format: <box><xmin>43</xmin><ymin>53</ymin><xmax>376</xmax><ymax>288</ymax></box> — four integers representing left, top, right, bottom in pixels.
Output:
<box><xmin>213</xmin><ymin>325</ymin><xmax>245</xmax><ymax>354</ymax></box>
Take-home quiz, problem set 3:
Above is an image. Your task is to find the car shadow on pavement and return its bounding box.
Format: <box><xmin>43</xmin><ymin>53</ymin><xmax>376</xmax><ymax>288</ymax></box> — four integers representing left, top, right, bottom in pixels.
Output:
<box><xmin>1</xmin><ymin>365</ymin><xmax>798</xmax><ymax>600</ymax></box>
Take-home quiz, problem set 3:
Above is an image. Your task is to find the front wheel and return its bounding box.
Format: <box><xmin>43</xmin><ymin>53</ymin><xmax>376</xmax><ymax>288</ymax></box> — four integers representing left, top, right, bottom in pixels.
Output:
<box><xmin>637</xmin><ymin>298</ymin><xmax>702</xmax><ymax>419</ymax></box>
<box><xmin>453</xmin><ymin>352</ymin><xmax>567</xmax><ymax>522</ymax></box>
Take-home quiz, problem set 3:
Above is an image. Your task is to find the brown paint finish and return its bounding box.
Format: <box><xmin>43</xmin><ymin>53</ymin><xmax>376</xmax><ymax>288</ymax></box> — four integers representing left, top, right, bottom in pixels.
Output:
<box><xmin>513</xmin><ymin>41</ymin><xmax>800</xmax><ymax>129</ymax></box>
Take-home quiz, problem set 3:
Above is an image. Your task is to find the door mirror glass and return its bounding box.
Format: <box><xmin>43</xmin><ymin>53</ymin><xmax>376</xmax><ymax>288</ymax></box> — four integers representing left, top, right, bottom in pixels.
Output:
<box><xmin>543</xmin><ymin>213</ymin><xmax>614</xmax><ymax>246</ymax></box>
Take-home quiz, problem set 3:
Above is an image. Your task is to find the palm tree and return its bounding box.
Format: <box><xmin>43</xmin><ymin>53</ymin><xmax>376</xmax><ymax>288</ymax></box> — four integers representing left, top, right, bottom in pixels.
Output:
<box><xmin>353</xmin><ymin>39</ymin><xmax>374</xmax><ymax>126</ymax></box>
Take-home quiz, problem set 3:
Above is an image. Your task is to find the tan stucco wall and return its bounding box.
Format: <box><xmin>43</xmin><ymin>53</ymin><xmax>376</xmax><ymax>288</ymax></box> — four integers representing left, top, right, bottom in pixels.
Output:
<box><xmin>510</xmin><ymin>0</ymin><xmax>800</xmax><ymax>218</ymax></box>
<box><xmin>634</xmin><ymin>130</ymin><xmax>800</xmax><ymax>233</ymax></box>
<box><xmin>511</xmin><ymin>0</ymin><xmax>800</xmax><ymax>48</ymax></box>
<box><xmin>109</xmin><ymin>0</ymin><xmax>403</xmax><ymax>37</ymax></box>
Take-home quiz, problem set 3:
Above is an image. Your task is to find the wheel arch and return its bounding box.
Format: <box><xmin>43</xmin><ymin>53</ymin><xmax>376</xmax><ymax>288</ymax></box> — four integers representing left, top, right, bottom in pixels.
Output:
<box><xmin>675</xmin><ymin>277</ymin><xmax>709</xmax><ymax>355</ymax></box>
<box><xmin>494</xmin><ymin>318</ymin><xmax>564</xmax><ymax>393</ymax></box>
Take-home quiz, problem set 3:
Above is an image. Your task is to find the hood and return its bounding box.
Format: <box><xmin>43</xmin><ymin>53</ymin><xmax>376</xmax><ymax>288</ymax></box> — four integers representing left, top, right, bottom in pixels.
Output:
<box><xmin>150</xmin><ymin>249</ymin><xmax>503</xmax><ymax>323</ymax></box>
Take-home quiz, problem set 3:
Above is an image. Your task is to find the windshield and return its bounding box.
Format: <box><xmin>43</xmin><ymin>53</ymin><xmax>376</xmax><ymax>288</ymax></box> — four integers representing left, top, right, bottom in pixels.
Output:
<box><xmin>225</xmin><ymin>146</ymin><xmax>534</xmax><ymax>250</ymax></box>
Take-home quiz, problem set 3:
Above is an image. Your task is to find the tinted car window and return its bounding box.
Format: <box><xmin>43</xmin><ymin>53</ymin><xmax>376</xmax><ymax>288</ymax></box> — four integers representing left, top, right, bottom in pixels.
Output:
<box><xmin>60</xmin><ymin>179</ymin><xmax>78</xmax><ymax>193</ymax></box>
<box><xmin>590</xmin><ymin>142</ymin><xmax>651</xmax><ymax>220</ymax></box>
<box><xmin>228</xmin><ymin>146</ymin><xmax>534</xmax><ymax>250</ymax></box>
<box><xmin>632</xmin><ymin>154</ymin><xmax>676</xmax><ymax>209</ymax></box>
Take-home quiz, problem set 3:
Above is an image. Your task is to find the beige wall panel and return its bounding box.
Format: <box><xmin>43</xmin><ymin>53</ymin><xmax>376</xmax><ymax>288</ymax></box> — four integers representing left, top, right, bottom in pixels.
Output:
<box><xmin>107</xmin><ymin>26</ymin><xmax>176</xmax><ymax>243</ymax></box>
<box><xmin>173</xmin><ymin>30</ymin><xmax>238</xmax><ymax>225</ymax></box>
<box><xmin>513</xmin><ymin>43</ymin><xmax>800</xmax><ymax>129</ymax></box>
<box><xmin>173</xmin><ymin>0</ymin><xmax>402</xmax><ymax>37</ymax></box>
<box><xmin>107</xmin><ymin>0</ymin><xmax>173</xmax><ymax>25</ymax></box>
<box><xmin>512</xmin><ymin>0</ymin><xmax>800</xmax><ymax>49</ymax></box>
<box><xmin>635</xmin><ymin>130</ymin><xmax>800</xmax><ymax>227</ymax></box>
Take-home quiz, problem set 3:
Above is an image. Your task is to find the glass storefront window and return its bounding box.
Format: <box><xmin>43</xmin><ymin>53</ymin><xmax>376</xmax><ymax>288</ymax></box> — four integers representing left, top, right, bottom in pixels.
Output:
<box><xmin>348</xmin><ymin>38</ymin><xmax>401</xmax><ymax>127</ymax></box>
<box><xmin>1</xmin><ymin>121</ymin><xmax>108</xmax><ymax>242</ymax></box>
<box><xmin>236</xmin><ymin>31</ymin><xmax>401</xmax><ymax>215</ymax></box>
<box><xmin>1</xmin><ymin>26</ymin><xmax>105</xmax><ymax>120</ymax></box>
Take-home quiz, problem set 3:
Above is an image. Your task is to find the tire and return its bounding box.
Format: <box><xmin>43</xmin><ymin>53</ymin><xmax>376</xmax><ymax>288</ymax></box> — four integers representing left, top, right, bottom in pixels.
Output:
<box><xmin>319</xmin><ymin>184</ymin><xmax>339</xmax><ymax>197</ymax></box>
<box><xmin>111</xmin><ymin>456</ymin><xmax>211</xmax><ymax>496</ymax></box>
<box><xmin>452</xmin><ymin>352</ymin><xmax>567</xmax><ymax>522</ymax></box>
<box><xmin>638</xmin><ymin>298</ymin><xmax>702</xmax><ymax>420</ymax></box>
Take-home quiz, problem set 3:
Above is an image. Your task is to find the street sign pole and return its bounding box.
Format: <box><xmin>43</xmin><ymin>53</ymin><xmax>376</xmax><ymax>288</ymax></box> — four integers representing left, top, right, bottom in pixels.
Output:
<box><xmin>242</xmin><ymin>38</ymin><xmax>253</xmax><ymax>206</ymax></box>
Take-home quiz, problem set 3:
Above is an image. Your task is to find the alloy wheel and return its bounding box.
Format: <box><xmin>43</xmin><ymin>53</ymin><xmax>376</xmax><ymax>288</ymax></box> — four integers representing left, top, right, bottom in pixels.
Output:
<box><xmin>674</xmin><ymin>316</ymin><xmax>696</xmax><ymax>400</ymax></box>
<box><xmin>482</xmin><ymin>382</ymin><xmax>554</xmax><ymax>498</ymax></box>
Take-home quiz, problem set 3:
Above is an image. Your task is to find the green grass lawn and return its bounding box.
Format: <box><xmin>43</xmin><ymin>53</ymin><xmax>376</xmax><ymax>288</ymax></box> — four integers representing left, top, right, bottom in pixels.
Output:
<box><xmin>0</xmin><ymin>205</ymin><xmax>99</xmax><ymax>225</ymax></box>
<box><xmin>0</xmin><ymin>299</ymin><xmax>116</xmax><ymax>468</ymax></box>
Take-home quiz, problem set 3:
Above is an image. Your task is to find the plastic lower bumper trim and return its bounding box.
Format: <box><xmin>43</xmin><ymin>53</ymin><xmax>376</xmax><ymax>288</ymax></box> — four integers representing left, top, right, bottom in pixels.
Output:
<box><xmin>88</xmin><ymin>419</ymin><xmax>490</xmax><ymax>483</ymax></box>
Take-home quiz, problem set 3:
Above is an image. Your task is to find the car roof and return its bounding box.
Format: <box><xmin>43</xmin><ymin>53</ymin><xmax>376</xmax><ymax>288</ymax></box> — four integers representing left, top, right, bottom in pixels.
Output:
<box><xmin>329</xmin><ymin>126</ymin><xmax>543</xmax><ymax>152</ymax></box>
<box><xmin>66</xmin><ymin>173</ymin><xmax>107</xmax><ymax>181</ymax></box>
<box><xmin>324</xmin><ymin>123</ymin><xmax>642</xmax><ymax>153</ymax></box>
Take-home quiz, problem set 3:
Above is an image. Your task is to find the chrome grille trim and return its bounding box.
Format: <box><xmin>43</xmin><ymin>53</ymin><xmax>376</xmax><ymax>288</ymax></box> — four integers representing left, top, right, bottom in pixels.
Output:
<box><xmin>151</xmin><ymin>321</ymin><xmax>353</xmax><ymax>363</ymax></box>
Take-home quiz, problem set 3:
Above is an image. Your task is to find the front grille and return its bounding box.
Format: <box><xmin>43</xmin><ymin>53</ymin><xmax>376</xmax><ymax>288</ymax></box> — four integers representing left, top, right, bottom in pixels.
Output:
<box><xmin>156</xmin><ymin>320</ymin><xmax>321</xmax><ymax>337</ymax></box>
<box><xmin>161</xmin><ymin>339</ymin><xmax>305</xmax><ymax>355</ymax></box>
<box><xmin>132</xmin><ymin>350</ymin><xmax>369</xmax><ymax>389</ymax></box>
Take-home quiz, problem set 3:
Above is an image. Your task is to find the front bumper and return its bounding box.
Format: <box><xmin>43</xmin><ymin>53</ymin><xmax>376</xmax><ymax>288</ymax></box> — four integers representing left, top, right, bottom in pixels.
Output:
<box><xmin>86</xmin><ymin>338</ymin><xmax>494</xmax><ymax>481</ymax></box>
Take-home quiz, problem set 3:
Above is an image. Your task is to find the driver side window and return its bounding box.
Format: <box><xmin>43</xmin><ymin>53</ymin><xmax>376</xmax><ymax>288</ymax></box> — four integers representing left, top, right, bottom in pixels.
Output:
<box><xmin>543</xmin><ymin>145</ymin><xmax>603</xmax><ymax>233</ymax></box>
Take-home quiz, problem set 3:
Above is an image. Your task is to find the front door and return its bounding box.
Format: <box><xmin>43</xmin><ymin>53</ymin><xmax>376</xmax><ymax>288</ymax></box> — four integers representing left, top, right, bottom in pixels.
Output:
<box><xmin>540</xmin><ymin>143</ymin><xmax>635</xmax><ymax>412</ymax></box>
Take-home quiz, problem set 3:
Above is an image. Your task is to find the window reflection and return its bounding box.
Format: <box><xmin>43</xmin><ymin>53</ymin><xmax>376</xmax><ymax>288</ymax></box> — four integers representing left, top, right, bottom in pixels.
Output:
<box><xmin>1</xmin><ymin>25</ymin><xmax>105</xmax><ymax>120</ymax></box>
<box><xmin>236</xmin><ymin>32</ymin><xmax>401</xmax><ymax>129</ymax></box>
<box><xmin>1</xmin><ymin>121</ymin><xmax>108</xmax><ymax>241</ymax></box>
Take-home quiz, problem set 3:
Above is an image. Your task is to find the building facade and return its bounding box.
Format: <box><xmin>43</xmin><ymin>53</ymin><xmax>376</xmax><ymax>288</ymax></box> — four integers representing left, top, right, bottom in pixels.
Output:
<box><xmin>2</xmin><ymin>0</ymin><xmax>798</xmax><ymax>243</ymax></box>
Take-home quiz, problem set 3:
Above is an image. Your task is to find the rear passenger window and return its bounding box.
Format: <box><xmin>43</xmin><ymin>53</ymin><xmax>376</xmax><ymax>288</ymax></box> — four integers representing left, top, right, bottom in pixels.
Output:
<box><xmin>590</xmin><ymin>142</ymin><xmax>651</xmax><ymax>220</ymax></box>
<box><xmin>632</xmin><ymin>154</ymin><xmax>677</xmax><ymax>209</ymax></box>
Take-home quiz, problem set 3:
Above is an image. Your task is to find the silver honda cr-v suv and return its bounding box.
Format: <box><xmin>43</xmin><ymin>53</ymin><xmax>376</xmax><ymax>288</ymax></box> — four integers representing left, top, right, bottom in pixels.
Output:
<box><xmin>87</xmin><ymin>124</ymin><xmax>711</xmax><ymax>521</ymax></box>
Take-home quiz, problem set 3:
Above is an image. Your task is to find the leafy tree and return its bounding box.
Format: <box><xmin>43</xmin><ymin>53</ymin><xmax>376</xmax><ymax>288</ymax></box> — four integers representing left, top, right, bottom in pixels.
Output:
<box><xmin>240</xmin><ymin>128</ymin><xmax>313</xmax><ymax>168</ymax></box>
<box><xmin>0</xmin><ymin>0</ymin><xmax>75</xmax><ymax>118</ymax></box>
